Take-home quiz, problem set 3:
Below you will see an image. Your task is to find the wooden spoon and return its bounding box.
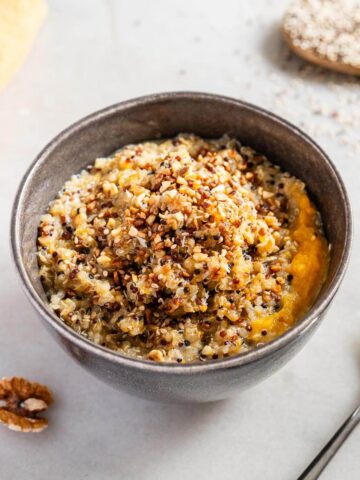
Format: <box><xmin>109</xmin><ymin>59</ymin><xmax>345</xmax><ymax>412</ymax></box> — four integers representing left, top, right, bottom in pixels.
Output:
<box><xmin>283</xmin><ymin>29</ymin><xmax>360</xmax><ymax>76</ymax></box>
<box><xmin>282</xmin><ymin>0</ymin><xmax>360</xmax><ymax>77</ymax></box>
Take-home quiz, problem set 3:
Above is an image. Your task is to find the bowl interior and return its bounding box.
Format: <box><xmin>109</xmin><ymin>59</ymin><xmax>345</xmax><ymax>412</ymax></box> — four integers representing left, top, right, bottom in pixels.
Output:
<box><xmin>13</xmin><ymin>93</ymin><xmax>350</xmax><ymax>343</ymax></box>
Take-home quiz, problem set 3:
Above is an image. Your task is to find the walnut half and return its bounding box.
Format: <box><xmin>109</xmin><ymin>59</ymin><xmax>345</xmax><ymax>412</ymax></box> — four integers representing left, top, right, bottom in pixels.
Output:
<box><xmin>0</xmin><ymin>377</ymin><xmax>53</xmax><ymax>432</ymax></box>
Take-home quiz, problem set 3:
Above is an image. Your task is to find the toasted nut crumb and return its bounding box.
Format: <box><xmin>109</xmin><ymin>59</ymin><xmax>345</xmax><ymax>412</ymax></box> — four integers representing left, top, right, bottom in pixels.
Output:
<box><xmin>148</xmin><ymin>350</ymin><xmax>164</xmax><ymax>362</ymax></box>
<box><xmin>128</xmin><ymin>226</ymin><xmax>138</xmax><ymax>237</ymax></box>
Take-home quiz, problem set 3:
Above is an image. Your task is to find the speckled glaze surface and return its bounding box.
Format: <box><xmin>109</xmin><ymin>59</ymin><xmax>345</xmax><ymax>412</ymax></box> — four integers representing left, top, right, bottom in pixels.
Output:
<box><xmin>11</xmin><ymin>92</ymin><xmax>351</xmax><ymax>403</ymax></box>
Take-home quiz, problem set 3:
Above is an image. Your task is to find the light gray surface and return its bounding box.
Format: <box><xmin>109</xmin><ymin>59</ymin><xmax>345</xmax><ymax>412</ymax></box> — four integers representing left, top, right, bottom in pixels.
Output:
<box><xmin>0</xmin><ymin>0</ymin><xmax>359</xmax><ymax>479</ymax></box>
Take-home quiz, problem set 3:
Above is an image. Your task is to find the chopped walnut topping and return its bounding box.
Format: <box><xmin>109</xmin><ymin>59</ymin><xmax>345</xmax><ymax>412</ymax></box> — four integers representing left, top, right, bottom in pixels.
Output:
<box><xmin>0</xmin><ymin>377</ymin><xmax>53</xmax><ymax>432</ymax></box>
<box><xmin>148</xmin><ymin>349</ymin><xmax>165</xmax><ymax>362</ymax></box>
<box><xmin>37</xmin><ymin>134</ymin><xmax>327</xmax><ymax>363</ymax></box>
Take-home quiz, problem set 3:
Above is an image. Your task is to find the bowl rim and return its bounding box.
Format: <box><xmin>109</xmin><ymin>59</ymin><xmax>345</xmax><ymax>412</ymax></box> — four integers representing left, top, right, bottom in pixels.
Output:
<box><xmin>11</xmin><ymin>91</ymin><xmax>352</xmax><ymax>374</ymax></box>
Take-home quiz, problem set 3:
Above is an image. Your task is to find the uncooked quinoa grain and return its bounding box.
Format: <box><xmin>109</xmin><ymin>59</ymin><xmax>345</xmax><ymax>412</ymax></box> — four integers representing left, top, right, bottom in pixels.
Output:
<box><xmin>284</xmin><ymin>0</ymin><xmax>360</xmax><ymax>67</ymax></box>
<box><xmin>37</xmin><ymin>135</ymin><xmax>328</xmax><ymax>363</ymax></box>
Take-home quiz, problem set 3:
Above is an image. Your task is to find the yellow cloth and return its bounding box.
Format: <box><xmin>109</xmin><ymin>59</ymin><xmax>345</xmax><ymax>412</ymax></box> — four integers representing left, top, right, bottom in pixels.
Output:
<box><xmin>0</xmin><ymin>0</ymin><xmax>47</xmax><ymax>92</ymax></box>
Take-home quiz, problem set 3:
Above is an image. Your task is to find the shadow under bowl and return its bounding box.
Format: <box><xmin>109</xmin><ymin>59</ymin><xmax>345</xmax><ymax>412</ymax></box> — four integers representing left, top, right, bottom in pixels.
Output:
<box><xmin>11</xmin><ymin>92</ymin><xmax>351</xmax><ymax>403</ymax></box>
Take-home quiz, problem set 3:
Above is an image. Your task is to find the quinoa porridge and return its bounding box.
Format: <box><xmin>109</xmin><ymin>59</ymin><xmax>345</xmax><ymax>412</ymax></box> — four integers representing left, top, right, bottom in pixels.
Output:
<box><xmin>37</xmin><ymin>135</ymin><xmax>328</xmax><ymax>363</ymax></box>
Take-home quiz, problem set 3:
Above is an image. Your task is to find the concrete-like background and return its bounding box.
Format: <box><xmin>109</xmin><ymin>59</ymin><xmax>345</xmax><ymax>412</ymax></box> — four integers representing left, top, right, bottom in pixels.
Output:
<box><xmin>1</xmin><ymin>1</ymin><xmax>359</xmax><ymax>478</ymax></box>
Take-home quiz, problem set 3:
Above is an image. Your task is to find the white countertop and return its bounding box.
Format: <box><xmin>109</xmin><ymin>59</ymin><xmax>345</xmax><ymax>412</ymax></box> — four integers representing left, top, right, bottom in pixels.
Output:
<box><xmin>1</xmin><ymin>1</ymin><xmax>359</xmax><ymax>478</ymax></box>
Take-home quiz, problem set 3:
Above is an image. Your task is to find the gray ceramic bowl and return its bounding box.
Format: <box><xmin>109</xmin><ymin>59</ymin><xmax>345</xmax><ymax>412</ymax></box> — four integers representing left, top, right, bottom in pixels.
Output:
<box><xmin>11</xmin><ymin>92</ymin><xmax>351</xmax><ymax>403</ymax></box>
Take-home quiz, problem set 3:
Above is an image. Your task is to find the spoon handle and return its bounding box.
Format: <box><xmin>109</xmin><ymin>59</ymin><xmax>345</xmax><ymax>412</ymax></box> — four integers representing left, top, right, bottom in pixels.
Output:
<box><xmin>297</xmin><ymin>405</ymin><xmax>360</xmax><ymax>480</ymax></box>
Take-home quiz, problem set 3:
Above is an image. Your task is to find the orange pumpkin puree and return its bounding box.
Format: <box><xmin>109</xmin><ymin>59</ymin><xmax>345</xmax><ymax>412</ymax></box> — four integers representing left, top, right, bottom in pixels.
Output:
<box><xmin>250</xmin><ymin>184</ymin><xmax>328</xmax><ymax>343</ymax></box>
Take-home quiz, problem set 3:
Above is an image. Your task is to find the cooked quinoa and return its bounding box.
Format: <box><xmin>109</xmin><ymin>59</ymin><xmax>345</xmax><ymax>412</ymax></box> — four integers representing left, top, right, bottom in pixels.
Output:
<box><xmin>37</xmin><ymin>135</ymin><xmax>328</xmax><ymax>363</ymax></box>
